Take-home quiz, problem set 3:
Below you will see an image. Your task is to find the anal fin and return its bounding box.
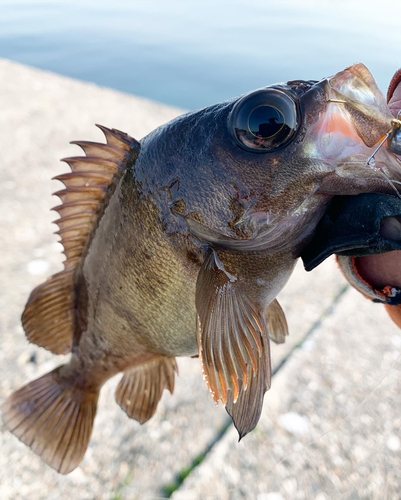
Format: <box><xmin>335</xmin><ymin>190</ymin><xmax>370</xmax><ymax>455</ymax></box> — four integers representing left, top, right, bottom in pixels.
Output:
<box><xmin>266</xmin><ymin>299</ymin><xmax>289</xmax><ymax>345</ymax></box>
<box><xmin>115</xmin><ymin>356</ymin><xmax>177</xmax><ymax>424</ymax></box>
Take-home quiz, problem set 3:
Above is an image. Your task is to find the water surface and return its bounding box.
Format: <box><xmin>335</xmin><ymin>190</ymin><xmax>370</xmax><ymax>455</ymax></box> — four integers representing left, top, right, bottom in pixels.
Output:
<box><xmin>1</xmin><ymin>0</ymin><xmax>401</xmax><ymax>109</ymax></box>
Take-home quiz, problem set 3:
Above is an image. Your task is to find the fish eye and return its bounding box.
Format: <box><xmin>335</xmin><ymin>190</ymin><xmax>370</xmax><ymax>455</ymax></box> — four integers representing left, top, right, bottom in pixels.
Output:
<box><xmin>229</xmin><ymin>89</ymin><xmax>299</xmax><ymax>152</ymax></box>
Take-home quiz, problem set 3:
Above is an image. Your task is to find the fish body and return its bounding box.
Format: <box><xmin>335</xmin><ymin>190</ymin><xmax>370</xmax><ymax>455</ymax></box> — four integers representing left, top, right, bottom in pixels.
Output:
<box><xmin>4</xmin><ymin>63</ymin><xmax>401</xmax><ymax>474</ymax></box>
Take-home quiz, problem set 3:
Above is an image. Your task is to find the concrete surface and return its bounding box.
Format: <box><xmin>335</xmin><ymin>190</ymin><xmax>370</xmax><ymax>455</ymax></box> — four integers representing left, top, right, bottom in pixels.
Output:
<box><xmin>172</xmin><ymin>289</ymin><xmax>401</xmax><ymax>500</ymax></box>
<box><xmin>0</xmin><ymin>59</ymin><xmax>399</xmax><ymax>500</ymax></box>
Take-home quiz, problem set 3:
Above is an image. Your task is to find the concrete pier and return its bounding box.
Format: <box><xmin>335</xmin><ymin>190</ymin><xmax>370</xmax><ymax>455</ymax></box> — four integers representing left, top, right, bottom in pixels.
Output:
<box><xmin>0</xmin><ymin>59</ymin><xmax>400</xmax><ymax>500</ymax></box>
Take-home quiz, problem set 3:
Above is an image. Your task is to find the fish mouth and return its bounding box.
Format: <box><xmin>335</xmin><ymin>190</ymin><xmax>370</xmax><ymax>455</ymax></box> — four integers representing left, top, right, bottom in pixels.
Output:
<box><xmin>338</xmin><ymin>70</ymin><xmax>401</xmax><ymax>311</ymax></box>
<box><xmin>314</xmin><ymin>63</ymin><xmax>401</xmax><ymax>197</ymax></box>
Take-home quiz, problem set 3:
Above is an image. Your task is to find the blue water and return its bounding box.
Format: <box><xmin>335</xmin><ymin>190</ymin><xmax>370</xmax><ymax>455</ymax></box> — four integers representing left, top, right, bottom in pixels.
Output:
<box><xmin>1</xmin><ymin>0</ymin><xmax>401</xmax><ymax>109</ymax></box>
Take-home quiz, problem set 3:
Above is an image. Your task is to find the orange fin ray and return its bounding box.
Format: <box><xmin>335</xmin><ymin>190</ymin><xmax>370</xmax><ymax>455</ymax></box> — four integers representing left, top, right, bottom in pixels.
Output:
<box><xmin>195</xmin><ymin>250</ymin><xmax>271</xmax><ymax>436</ymax></box>
<box><xmin>115</xmin><ymin>356</ymin><xmax>177</xmax><ymax>424</ymax></box>
<box><xmin>225</xmin><ymin>342</ymin><xmax>271</xmax><ymax>439</ymax></box>
<box><xmin>22</xmin><ymin>126</ymin><xmax>140</xmax><ymax>354</ymax></box>
<box><xmin>2</xmin><ymin>366</ymin><xmax>99</xmax><ymax>474</ymax></box>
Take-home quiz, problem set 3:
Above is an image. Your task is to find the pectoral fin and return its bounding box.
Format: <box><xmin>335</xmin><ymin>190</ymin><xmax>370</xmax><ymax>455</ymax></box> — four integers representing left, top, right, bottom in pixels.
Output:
<box><xmin>265</xmin><ymin>299</ymin><xmax>289</xmax><ymax>344</ymax></box>
<box><xmin>195</xmin><ymin>250</ymin><xmax>271</xmax><ymax>437</ymax></box>
<box><xmin>225</xmin><ymin>349</ymin><xmax>270</xmax><ymax>439</ymax></box>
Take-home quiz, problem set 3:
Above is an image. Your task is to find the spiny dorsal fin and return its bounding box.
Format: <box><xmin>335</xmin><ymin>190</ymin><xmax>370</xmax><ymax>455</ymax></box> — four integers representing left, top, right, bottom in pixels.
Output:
<box><xmin>22</xmin><ymin>125</ymin><xmax>140</xmax><ymax>354</ymax></box>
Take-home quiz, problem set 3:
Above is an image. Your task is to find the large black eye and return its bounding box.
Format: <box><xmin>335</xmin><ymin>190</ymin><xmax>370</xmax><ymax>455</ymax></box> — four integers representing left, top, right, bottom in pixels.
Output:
<box><xmin>229</xmin><ymin>89</ymin><xmax>299</xmax><ymax>152</ymax></box>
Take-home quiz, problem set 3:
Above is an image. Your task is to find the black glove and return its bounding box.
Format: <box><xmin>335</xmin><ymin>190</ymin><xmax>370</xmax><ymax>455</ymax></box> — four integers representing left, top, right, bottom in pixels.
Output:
<box><xmin>302</xmin><ymin>193</ymin><xmax>401</xmax><ymax>272</ymax></box>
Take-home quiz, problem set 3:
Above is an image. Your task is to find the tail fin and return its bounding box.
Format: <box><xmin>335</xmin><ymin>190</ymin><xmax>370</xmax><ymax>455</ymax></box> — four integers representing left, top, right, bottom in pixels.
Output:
<box><xmin>2</xmin><ymin>366</ymin><xmax>99</xmax><ymax>474</ymax></box>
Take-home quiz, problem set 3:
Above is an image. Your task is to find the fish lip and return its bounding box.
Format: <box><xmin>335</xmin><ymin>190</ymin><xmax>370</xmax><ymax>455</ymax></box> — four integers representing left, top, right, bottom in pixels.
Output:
<box><xmin>316</xmin><ymin>151</ymin><xmax>401</xmax><ymax>198</ymax></box>
<box><xmin>329</xmin><ymin>63</ymin><xmax>378</xmax><ymax>92</ymax></box>
<box><xmin>388</xmin><ymin>68</ymin><xmax>401</xmax><ymax>104</ymax></box>
<box><xmin>311</xmin><ymin>64</ymin><xmax>401</xmax><ymax>189</ymax></box>
<box><xmin>325</xmin><ymin>63</ymin><xmax>394</xmax><ymax>148</ymax></box>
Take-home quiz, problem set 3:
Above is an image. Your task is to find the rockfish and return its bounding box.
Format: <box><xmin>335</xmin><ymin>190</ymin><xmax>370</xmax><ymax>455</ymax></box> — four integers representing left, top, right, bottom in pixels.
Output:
<box><xmin>3</xmin><ymin>63</ymin><xmax>401</xmax><ymax>474</ymax></box>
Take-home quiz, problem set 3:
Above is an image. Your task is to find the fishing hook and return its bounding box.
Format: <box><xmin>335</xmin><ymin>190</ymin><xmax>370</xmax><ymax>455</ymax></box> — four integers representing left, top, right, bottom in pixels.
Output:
<box><xmin>367</xmin><ymin>133</ymin><xmax>391</xmax><ymax>166</ymax></box>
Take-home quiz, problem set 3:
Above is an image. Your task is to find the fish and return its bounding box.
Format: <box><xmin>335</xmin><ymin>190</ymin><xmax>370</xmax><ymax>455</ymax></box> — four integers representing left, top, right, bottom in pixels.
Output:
<box><xmin>3</xmin><ymin>63</ymin><xmax>401</xmax><ymax>474</ymax></box>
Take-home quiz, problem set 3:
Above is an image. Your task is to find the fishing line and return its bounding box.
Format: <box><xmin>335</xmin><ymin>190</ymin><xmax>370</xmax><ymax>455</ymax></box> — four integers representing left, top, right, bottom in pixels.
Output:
<box><xmin>366</xmin><ymin>120</ymin><xmax>401</xmax><ymax>198</ymax></box>
<box><xmin>377</xmin><ymin>171</ymin><xmax>401</xmax><ymax>199</ymax></box>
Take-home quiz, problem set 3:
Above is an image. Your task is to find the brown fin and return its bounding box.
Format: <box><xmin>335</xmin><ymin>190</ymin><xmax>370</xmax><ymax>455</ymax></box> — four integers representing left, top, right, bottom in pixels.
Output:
<box><xmin>2</xmin><ymin>366</ymin><xmax>99</xmax><ymax>474</ymax></box>
<box><xmin>52</xmin><ymin>200</ymin><xmax>100</xmax><ymax>217</ymax></box>
<box><xmin>54</xmin><ymin>171</ymin><xmax>115</xmax><ymax>187</ymax></box>
<box><xmin>265</xmin><ymin>299</ymin><xmax>289</xmax><ymax>345</ymax></box>
<box><xmin>115</xmin><ymin>356</ymin><xmax>177</xmax><ymax>424</ymax></box>
<box><xmin>22</xmin><ymin>126</ymin><xmax>140</xmax><ymax>354</ymax></box>
<box><xmin>22</xmin><ymin>270</ymin><xmax>75</xmax><ymax>354</ymax></box>
<box><xmin>61</xmin><ymin>157</ymin><xmax>122</xmax><ymax>175</ymax></box>
<box><xmin>226</xmin><ymin>342</ymin><xmax>270</xmax><ymax>439</ymax></box>
<box><xmin>69</xmin><ymin>141</ymin><xmax>127</xmax><ymax>161</ymax></box>
<box><xmin>195</xmin><ymin>250</ymin><xmax>271</xmax><ymax>437</ymax></box>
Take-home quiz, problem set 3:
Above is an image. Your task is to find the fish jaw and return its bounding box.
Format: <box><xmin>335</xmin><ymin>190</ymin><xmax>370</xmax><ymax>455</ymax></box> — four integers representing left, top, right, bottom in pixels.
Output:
<box><xmin>310</xmin><ymin>63</ymin><xmax>401</xmax><ymax>196</ymax></box>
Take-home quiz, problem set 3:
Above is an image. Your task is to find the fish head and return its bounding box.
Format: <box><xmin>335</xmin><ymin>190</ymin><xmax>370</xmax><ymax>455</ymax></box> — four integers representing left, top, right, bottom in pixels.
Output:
<box><xmin>140</xmin><ymin>63</ymin><xmax>401</xmax><ymax>254</ymax></box>
<box><xmin>309</xmin><ymin>63</ymin><xmax>401</xmax><ymax>195</ymax></box>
